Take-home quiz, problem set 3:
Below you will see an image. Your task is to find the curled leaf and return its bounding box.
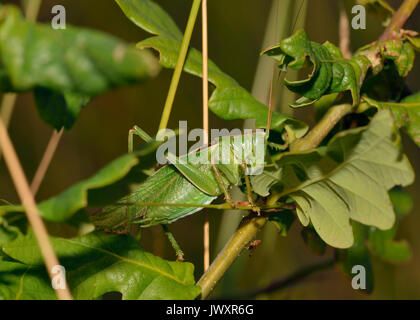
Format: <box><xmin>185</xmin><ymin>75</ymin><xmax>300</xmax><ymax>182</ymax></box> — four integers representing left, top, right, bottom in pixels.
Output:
<box><xmin>263</xmin><ymin>29</ymin><xmax>419</xmax><ymax>108</ymax></box>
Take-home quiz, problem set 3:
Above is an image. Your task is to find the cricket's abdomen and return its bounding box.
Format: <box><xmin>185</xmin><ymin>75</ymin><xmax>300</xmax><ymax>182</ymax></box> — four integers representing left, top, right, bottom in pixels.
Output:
<box><xmin>93</xmin><ymin>165</ymin><xmax>216</xmax><ymax>230</ymax></box>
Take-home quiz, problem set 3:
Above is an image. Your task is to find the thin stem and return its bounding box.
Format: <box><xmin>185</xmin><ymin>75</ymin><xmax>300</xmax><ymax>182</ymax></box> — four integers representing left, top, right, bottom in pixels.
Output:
<box><xmin>219</xmin><ymin>259</ymin><xmax>334</xmax><ymax>299</ymax></box>
<box><xmin>339</xmin><ymin>1</ymin><xmax>352</xmax><ymax>59</ymax></box>
<box><xmin>290</xmin><ymin>104</ymin><xmax>353</xmax><ymax>152</ymax></box>
<box><xmin>203</xmin><ymin>214</ymin><xmax>210</xmax><ymax>269</ymax></box>
<box><xmin>0</xmin><ymin>93</ymin><xmax>17</xmax><ymax>129</ymax></box>
<box><xmin>202</xmin><ymin>0</ymin><xmax>210</xmax><ymax>273</ymax></box>
<box><xmin>0</xmin><ymin>94</ymin><xmax>17</xmax><ymax>161</ymax></box>
<box><xmin>158</xmin><ymin>0</ymin><xmax>202</xmax><ymax>131</ymax></box>
<box><xmin>202</xmin><ymin>0</ymin><xmax>209</xmax><ymax>144</ymax></box>
<box><xmin>379</xmin><ymin>0</ymin><xmax>419</xmax><ymax>41</ymax></box>
<box><xmin>23</xmin><ymin>0</ymin><xmax>42</xmax><ymax>22</ymax></box>
<box><xmin>30</xmin><ymin>128</ymin><xmax>64</xmax><ymax>195</ymax></box>
<box><xmin>0</xmin><ymin>117</ymin><xmax>72</xmax><ymax>300</ymax></box>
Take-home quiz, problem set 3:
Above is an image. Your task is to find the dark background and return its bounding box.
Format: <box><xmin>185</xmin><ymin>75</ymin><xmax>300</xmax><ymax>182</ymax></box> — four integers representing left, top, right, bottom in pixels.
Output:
<box><xmin>1</xmin><ymin>0</ymin><xmax>419</xmax><ymax>299</ymax></box>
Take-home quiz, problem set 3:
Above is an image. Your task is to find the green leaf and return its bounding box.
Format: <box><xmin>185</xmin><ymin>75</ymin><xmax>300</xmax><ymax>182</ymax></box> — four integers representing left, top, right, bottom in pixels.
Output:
<box><xmin>365</xmin><ymin>188</ymin><xmax>413</xmax><ymax>263</ymax></box>
<box><xmin>0</xmin><ymin>230</ymin><xmax>201</xmax><ymax>300</ymax></box>
<box><xmin>368</xmin><ymin>225</ymin><xmax>411</xmax><ymax>263</ymax></box>
<box><xmin>0</xmin><ymin>258</ymin><xmax>56</xmax><ymax>300</ymax></box>
<box><xmin>0</xmin><ymin>4</ymin><xmax>160</xmax><ymax>129</ymax></box>
<box><xmin>115</xmin><ymin>0</ymin><xmax>308</xmax><ymax>139</ymax></box>
<box><xmin>263</xmin><ymin>29</ymin><xmax>419</xmax><ymax>107</ymax></box>
<box><xmin>389</xmin><ymin>188</ymin><xmax>414</xmax><ymax>217</ymax></box>
<box><xmin>361</xmin><ymin>94</ymin><xmax>420</xmax><ymax>146</ymax></box>
<box><xmin>34</xmin><ymin>88</ymin><xmax>91</xmax><ymax>130</ymax></box>
<box><xmin>336</xmin><ymin>222</ymin><xmax>374</xmax><ymax>293</ymax></box>
<box><xmin>263</xmin><ymin>30</ymin><xmax>371</xmax><ymax>107</ymax></box>
<box><xmin>0</xmin><ymin>140</ymin><xmax>161</xmax><ymax>222</ymax></box>
<box><xmin>252</xmin><ymin>111</ymin><xmax>414</xmax><ymax>248</ymax></box>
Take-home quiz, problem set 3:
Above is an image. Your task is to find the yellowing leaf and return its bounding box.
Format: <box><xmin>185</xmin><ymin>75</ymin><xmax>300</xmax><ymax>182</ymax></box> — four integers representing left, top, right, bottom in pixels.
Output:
<box><xmin>252</xmin><ymin>111</ymin><xmax>414</xmax><ymax>248</ymax></box>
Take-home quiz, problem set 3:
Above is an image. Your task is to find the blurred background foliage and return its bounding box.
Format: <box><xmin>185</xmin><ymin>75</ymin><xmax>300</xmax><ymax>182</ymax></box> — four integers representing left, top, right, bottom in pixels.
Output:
<box><xmin>0</xmin><ymin>0</ymin><xmax>419</xmax><ymax>299</ymax></box>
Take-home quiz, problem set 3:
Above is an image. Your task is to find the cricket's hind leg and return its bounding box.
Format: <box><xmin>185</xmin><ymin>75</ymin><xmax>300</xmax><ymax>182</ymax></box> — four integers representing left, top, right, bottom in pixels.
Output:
<box><xmin>162</xmin><ymin>225</ymin><xmax>184</xmax><ymax>261</ymax></box>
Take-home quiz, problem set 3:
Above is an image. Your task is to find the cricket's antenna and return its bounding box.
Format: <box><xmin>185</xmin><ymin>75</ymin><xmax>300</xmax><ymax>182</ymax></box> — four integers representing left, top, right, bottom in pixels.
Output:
<box><xmin>266</xmin><ymin>0</ymin><xmax>306</xmax><ymax>136</ymax></box>
<box><xmin>291</xmin><ymin>0</ymin><xmax>306</xmax><ymax>35</ymax></box>
<box><xmin>266</xmin><ymin>68</ymin><xmax>283</xmax><ymax>135</ymax></box>
<box><xmin>266</xmin><ymin>71</ymin><xmax>275</xmax><ymax>134</ymax></box>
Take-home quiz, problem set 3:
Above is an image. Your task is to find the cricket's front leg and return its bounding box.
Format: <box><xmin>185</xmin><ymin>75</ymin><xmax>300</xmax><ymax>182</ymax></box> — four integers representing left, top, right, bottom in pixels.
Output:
<box><xmin>128</xmin><ymin>125</ymin><xmax>153</xmax><ymax>152</ymax></box>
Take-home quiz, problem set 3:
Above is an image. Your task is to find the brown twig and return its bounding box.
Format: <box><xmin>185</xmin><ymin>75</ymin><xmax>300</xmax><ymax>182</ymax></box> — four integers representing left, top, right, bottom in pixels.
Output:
<box><xmin>0</xmin><ymin>94</ymin><xmax>17</xmax><ymax>161</ymax></box>
<box><xmin>24</xmin><ymin>0</ymin><xmax>42</xmax><ymax>22</ymax></box>
<box><xmin>379</xmin><ymin>0</ymin><xmax>419</xmax><ymax>41</ymax></box>
<box><xmin>30</xmin><ymin>128</ymin><xmax>64</xmax><ymax>195</ymax></box>
<box><xmin>339</xmin><ymin>1</ymin><xmax>352</xmax><ymax>59</ymax></box>
<box><xmin>202</xmin><ymin>0</ymin><xmax>210</xmax><ymax>272</ymax></box>
<box><xmin>0</xmin><ymin>117</ymin><xmax>73</xmax><ymax>300</ymax></box>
